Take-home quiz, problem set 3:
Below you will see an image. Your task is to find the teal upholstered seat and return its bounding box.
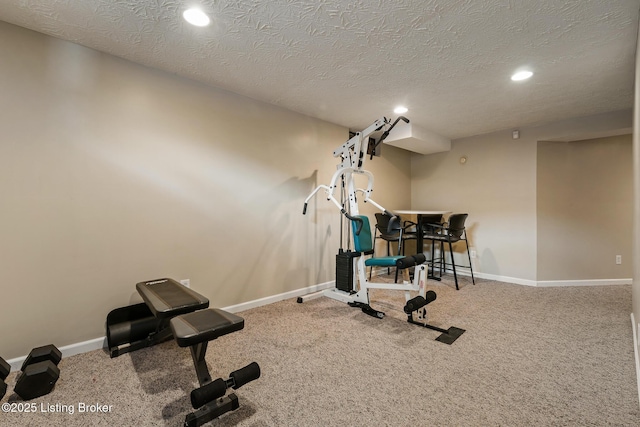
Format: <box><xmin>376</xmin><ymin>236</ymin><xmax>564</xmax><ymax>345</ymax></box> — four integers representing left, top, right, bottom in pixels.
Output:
<box><xmin>364</xmin><ymin>257</ymin><xmax>401</xmax><ymax>267</ymax></box>
<box><xmin>351</xmin><ymin>215</ymin><xmax>404</xmax><ymax>268</ymax></box>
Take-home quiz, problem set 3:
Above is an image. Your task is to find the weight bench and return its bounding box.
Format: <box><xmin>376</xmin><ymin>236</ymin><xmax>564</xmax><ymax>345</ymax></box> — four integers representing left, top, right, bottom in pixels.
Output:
<box><xmin>106</xmin><ymin>278</ymin><xmax>260</xmax><ymax>425</ymax></box>
<box><xmin>107</xmin><ymin>278</ymin><xmax>209</xmax><ymax>357</ymax></box>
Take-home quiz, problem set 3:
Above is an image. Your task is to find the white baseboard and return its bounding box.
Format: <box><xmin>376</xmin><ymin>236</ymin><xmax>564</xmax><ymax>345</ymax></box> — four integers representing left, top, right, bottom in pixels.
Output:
<box><xmin>372</xmin><ymin>266</ymin><xmax>630</xmax><ymax>288</ymax></box>
<box><xmin>443</xmin><ymin>267</ymin><xmax>630</xmax><ymax>287</ymax></box>
<box><xmin>5</xmin><ymin>280</ymin><xmax>336</xmax><ymax>372</ymax></box>
<box><xmin>465</xmin><ymin>270</ymin><xmax>538</xmax><ymax>287</ymax></box>
<box><xmin>221</xmin><ymin>280</ymin><xmax>335</xmax><ymax>313</ymax></box>
<box><xmin>632</xmin><ymin>313</ymin><xmax>640</xmax><ymax>409</ymax></box>
<box><xmin>536</xmin><ymin>278</ymin><xmax>632</xmax><ymax>287</ymax></box>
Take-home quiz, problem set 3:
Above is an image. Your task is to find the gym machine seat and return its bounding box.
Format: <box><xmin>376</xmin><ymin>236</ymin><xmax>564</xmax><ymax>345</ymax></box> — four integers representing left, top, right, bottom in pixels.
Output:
<box><xmin>106</xmin><ymin>278</ymin><xmax>260</xmax><ymax>425</ymax></box>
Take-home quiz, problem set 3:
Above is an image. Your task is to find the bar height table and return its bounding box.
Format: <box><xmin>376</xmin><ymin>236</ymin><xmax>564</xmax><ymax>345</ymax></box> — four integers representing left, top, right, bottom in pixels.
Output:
<box><xmin>394</xmin><ymin>210</ymin><xmax>450</xmax><ymax>280</ymax></box>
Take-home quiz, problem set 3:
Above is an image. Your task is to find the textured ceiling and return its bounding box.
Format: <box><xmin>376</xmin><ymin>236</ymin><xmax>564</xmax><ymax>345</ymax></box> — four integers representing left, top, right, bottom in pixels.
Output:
<box><xmin>0</xmin><ymin>0</ymin><xmax>638</xmax><ymax>140</ymax></box>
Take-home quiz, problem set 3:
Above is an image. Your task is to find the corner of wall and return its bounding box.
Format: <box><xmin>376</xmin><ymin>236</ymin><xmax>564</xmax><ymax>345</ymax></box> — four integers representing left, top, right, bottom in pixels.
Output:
<box><xmin>631</xmin><ymin>312</ymin><xmax>640</xmax><ymax>408</ymax></box>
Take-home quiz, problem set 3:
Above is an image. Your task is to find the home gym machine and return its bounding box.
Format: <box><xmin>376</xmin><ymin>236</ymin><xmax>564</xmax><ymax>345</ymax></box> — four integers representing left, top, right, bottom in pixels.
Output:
<box><xmin>106</xmin><ymin>278</ymin><xmax>260</xmax><ymax>426</ymax></box>
<box><xmin>300</xmin><ymin>116</ymin><xmax>464</xmax><ymax>344</ymax></box>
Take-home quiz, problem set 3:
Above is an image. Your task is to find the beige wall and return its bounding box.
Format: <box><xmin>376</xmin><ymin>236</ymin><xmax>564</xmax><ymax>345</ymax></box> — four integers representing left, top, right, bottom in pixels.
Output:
<box><xmin>0</xmin><ymin>22</ymin><xmax>411</xmax><ymax>359</ymax></box>
<box><xmin>411</xmin><ymin>129</ymin><xmax>538</xmax><ymax>281</ymax></box>
<box><xmin>411</xmin><ymin>110</ymin><xmax>632</xmax><ymax>283</ymax></box>
<box><xmin>537</xmin><ymin>135</ymin><xmax>633</xmax><ymax>281</ymax></box>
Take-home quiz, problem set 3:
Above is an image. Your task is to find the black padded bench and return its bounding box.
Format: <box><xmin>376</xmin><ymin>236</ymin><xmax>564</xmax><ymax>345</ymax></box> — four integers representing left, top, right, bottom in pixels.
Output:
<box><xmin>107</xmin><ymin>278</ymin><xmax>209</xmax><ymax>357</ymax></box>
<box><xmin>171</xmin><ymin>309</ymin><xmax>245</xmax><ymax>349</ymax></box>
<box><xmin>106</xmin><ymin>278</ymin><xmax>260</xmax><ymax>425</ymax></box>
<box><xmin>137</xmin><ymin>278</ymin><xmax>210</xmax><ymax>318</ymax></box>
<box><xmin>170</xmin><ymin>309</ymin><xmax>259</xmax><ymax>426</ymax></box>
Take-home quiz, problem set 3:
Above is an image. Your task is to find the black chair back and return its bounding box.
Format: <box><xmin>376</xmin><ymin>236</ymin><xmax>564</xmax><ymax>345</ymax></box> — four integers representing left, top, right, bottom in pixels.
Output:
<box><xmin>420</xmin><ymin>213</ymin><xmax>443</xmax><ymax>234</ymax></box>
<box><xmin>374</xmin><ymin>212</ymin><xmax>401</xmax><ymax>239</ymax></box>
<box><xmin>446</xmin><ymin>213</ymin><xmax>468</xmax><ymax>239</ymax></box>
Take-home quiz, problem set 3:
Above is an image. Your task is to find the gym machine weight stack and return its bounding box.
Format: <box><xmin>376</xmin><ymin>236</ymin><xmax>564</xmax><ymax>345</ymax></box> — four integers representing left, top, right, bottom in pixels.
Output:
<box><xmin>336</xmin><ymin>250</ymin><xmax>359</xmax><ymax>293</ymax></box>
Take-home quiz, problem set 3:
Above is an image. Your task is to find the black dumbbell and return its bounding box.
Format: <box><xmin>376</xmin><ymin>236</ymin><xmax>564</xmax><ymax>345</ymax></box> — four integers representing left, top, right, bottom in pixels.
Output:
<box><xmin>0</xmin><ymin>356</ymin><xmax>10</xmax><ymax>399</ymax></box>
<box><xmin>14</xmin><ymin>344</ymin><xmax>62</xmax><ymax>401</ymax></box>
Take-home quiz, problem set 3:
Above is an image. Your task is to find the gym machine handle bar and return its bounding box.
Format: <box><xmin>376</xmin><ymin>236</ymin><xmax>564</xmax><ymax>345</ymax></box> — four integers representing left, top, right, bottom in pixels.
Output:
<box><xmin>343</xmin><ymin>210</ymin><xmax>363</xmax><ymax>235</ymax></box>
<box><xmin>302</xmin><ymin>203</ymin><xmax>364</xmax><ymax>236</ymax></box>
<box><xmin>369</xmin><ymin>116</ymin><xmax>410</xmax><ymax>160</ymax></box>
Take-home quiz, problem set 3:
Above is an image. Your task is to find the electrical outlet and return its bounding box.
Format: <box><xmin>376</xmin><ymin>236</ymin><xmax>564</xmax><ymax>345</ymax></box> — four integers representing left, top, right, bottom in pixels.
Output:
<box><xmin>470</xmin><ymin>249</ymin><xmax>477</xmax><ymax>258</ymax></box>
<box><xmin>616</xmin><ymin>255</ymin><xmax>622</xmax><ymax>265</ymax></box>
<box><xmin>180</xmin><ymin>279</ymin><xmax>190</xmax><ymax>288</ymax></box>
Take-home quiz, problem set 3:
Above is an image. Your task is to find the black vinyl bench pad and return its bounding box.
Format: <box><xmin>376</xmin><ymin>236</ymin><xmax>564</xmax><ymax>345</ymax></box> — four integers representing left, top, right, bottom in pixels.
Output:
<box><xmin>136</xmin><ymin>278</ymin><xmax>209</xmax><ymax>318</ymax></box>
<box><xmin>170</xmin><ymin>309</ymin><xmax>245</xmax><ymax>347</ymax></box>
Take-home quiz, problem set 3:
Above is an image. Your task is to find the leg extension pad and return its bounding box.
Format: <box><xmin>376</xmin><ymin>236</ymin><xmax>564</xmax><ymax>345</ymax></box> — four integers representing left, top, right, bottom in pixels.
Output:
<box><xmin>404</xmin><ymin>291</ymin><xmax>465</xmax><ymax>344</ymax></box>
<box><xmin>403</xmin><ymin>291</ymin><xmax>437</xmax><ymax>313</ymax></box>
<box><xmin>190</xmin><ymin>362</ymin><xmax>261</xmax><ymax>409</ymax></box>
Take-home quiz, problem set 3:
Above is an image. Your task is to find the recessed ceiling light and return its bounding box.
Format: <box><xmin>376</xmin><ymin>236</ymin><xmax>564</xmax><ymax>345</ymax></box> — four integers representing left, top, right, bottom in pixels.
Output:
<box><xmin>511</xmin><ymin>70</ymin><xmax>533</xmax><ymax>81</ymax></box>
<box><xmin>183</xmin><ymin>8</ymin><xmax>210</xmax><ymax>27</ymax></box>
<box><xmin>394</xmin><ymin>106</ymin><xmax>408</xmax><ymax>114</ymax></box>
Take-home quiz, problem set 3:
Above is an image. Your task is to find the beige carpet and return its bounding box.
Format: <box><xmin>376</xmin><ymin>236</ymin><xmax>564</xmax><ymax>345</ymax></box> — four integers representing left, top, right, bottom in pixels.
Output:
<box><xmin>2</xmin><ymin>275</ymin><xmax>639</xmax><ymax>426</ymax></box>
